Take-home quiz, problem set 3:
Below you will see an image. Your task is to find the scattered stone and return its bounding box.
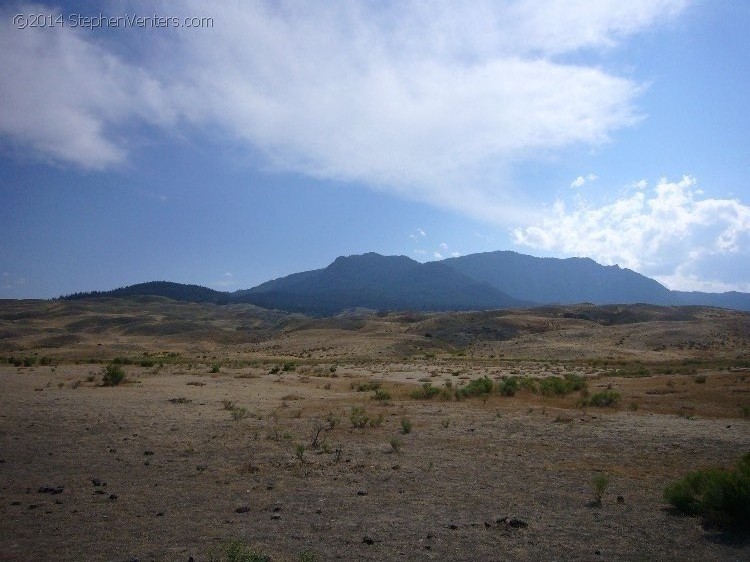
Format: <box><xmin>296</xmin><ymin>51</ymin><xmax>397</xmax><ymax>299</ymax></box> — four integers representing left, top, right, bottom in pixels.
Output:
<box><xmin>37</xmin><ymin>486</ymin><xmax>64</xmax><ymax>495</ymax></box>
<box><xmin>92</xmin><ymin>478</ymin><xmax>103</xmax><ymax>487</ymax></box>
<box><xmin>357</xmin><ymin>490</ymin><xmax>368</xmax><ymax>496</ymax></box>
<box><xmin>497</xmin><ymin>517</ymin><xmax>528</xmax><ymax>529</ymax></box>
<box><xmin>94</xmin><ymin>490</ymin><xmax>105</xmax><ymax>495</ymax></box>
<box><xmin>109</xmin><ymin>494</ymin><xmax>118</xmax><ymax>500</ymax></box>
<box><xmin>272</xmin><ymin>506</ymin><xmax>282</xmax><ymax>512</ymax></box>
<box><xmin>143</xmin><ymin>450</ymin><xmax>154</xmax><ymax>456</ymax></box>
<box><xmin>11</xmin><ymin>501</ymin><xmax>21</xmax><ymax>506</ymax></box>
<box><xmin>617</xmin><ymin>496</ymin><xmax>625</xmax><ymax>504</ymax></box>
<box><xmin>271</xmin><ymin>513</ymin><xmax>281</xmax><ymax>520</ymax></box>
<box><xmin>362</xmin><ymin>536</ymin><xmax>375</xmax><ymax>545</ymax></box>
<box><xmin>156</xmin><ymin>511</ymin><xmax>164</xmax><ymax>517</ymax></box>
<box><xmin>447</xmin><ymin>524</ymin><xmax>459</xmax><ymax>530</ymax></box>
<box><xmin>235</xmin><ymin>506</ymin><xmax>250</xmax><ymax>513</ymax></box>
<box><xmin>28</xmin><ymin>504</ymin><xmax>39</xmax><ymax>509</ymax></box>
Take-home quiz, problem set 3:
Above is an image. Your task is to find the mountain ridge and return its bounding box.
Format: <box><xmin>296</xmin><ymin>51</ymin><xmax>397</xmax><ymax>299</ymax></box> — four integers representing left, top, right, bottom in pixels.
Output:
<box><xmin>58</xmin><ymin>251</ymin><xmax>750</xmax><ymax>313</ymax></box>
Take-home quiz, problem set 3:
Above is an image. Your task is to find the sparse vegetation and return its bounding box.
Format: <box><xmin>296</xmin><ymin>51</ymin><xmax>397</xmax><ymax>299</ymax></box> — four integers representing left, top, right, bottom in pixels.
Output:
<box><xmin>208</xmin><ymin>538</ymin><xmax>271</xmax><ymax>562</ymax></box>
<box><xmin>410</xmin><ymin>382</ymin><xmax>441</xmax><ymax>400</ymax></box>
<box><xmin>586</xmin><ymin>390</ymin><xmax>621</xmax><ymax>407</ymax></box>
<box><xmin>591</xmin><ymin>472</ymin><xmax>610</xmax><ymax>505</ymax></box>
<box><xmin>400</xmin><ymin>417</ymin><xmax>412</xmax><ymax>434</ymax></box>
<box><xmin>664</xmin><ymin>452</ymin><xmax>750</xmax><ymax>531</ymax></box>
<box><xmin>102</xmin><ymin>363</ymin><xmax>125</xmax><ymax>386</ymax></box>
<box><xmin>350</xmin><ymin>406</ymin><xmax>369</xmax><ymax>428</ymax></box>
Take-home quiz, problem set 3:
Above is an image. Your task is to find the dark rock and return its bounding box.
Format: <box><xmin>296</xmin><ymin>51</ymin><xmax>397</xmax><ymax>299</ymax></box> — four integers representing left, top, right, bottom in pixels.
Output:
<box><xmin>92</xmin><ymin>478</ymin><xmax>102</xmax><ymax>487</ymax></box>
<box><xmin>235</xmin><ymin>506</ymin><xmax>250</xmax><ymax>513</ymax></box>
<box><xmin>357</xmin><ymin>490</ymin><xmax>368</xmax><ymax>496</ymax></box>
<box><xmin>109</xmin><ymin>494</ymin><xmax>118</xmax><ymax>500</ymax></box>
<box><xmin>497</xmin><ymin>517</ymin><xmax>528</xmax><ymax>529</ymax></box>
<box><xmin>38</xmin><ymin>486</ymin><xmax>64</xmax><ymax>495</ymax></box>
<box><xmin>271</xmin><ymin>513</ymin><xmax>281</xmax><ymax>520</ymax></box>
<box><xmin>144</xmin><ymin>450</ymin><xmax>154</xmax><ymax>456</ymax></box>
<box><xmin>617</xmin><ymin>496</ymin><xmax>625</xmax><ymax>504</ymax></box>
<box><xmin>362</xmin><ymin>536</ymin><xmax>375</xmax><ymax>545</ymax></box>
<box><xmin>94</xmin><ymin>490</ymin><xmax>105</xmax><ymax>495</ymax></box>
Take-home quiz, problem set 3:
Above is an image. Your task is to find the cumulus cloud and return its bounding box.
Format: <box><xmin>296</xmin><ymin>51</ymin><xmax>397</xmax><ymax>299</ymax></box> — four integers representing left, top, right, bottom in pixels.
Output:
<box><xmin>570</xmin><ymin>173</ymin><xmax>599</xmax><ymax>189</ymax></box>
<box><xmin>1</xmin><ymin>1</ymin><xmax>684</xmax><ymax>211</ymax></box>
<box><xmin>513</xmin><ymin>176</ymin><xmax>750</xmax><ymax>291</ymax></box>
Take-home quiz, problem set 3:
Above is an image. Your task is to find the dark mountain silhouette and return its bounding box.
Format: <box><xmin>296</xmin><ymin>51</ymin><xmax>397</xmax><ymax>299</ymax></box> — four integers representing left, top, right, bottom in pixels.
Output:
<box><xmin>443</xmin><ymin>251</ymin><xmax>675</xmax><ymax>305</ymax></box>
<box><xmin>58</xmin><ymin>251</ymin><xmax>750</xmax><ymax>314</ymax></box>
<box><xmin>61</xmin><ymin>281</ymin><xmax>229</xmax><ymax>304</ymax></box>
<box><xmin>233</xmin><ymin>252</ymin><xmax>523</xmax><ymax>315</ymax></box>
<box><xmin>672</xmin><ymin>290</ymin><xmax>750</xmax><ymax>310</ymax></box>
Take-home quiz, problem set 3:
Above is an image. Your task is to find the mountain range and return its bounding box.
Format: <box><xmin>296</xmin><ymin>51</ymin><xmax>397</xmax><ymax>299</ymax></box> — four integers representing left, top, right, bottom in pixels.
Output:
<box><xmin>61</xmin><ymin>251</ymin><xmax>750</xmax><ymax>314</ymax></box>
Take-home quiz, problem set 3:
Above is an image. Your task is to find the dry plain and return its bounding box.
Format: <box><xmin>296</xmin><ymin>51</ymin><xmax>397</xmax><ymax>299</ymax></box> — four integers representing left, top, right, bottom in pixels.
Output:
<box><xmin>0</xmin><ymin>298</ymin><xmax>749</xmax><ymax>561</ymax></box>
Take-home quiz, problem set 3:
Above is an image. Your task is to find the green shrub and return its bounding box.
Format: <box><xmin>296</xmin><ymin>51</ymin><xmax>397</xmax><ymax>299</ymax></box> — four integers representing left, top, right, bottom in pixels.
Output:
<box><xmin>538</xmin><ymin>376</ymin><xmax>568</xmax><ymax>396</ymax></box>
<box><xmin>208</xmin><ymin>538</ymin><xmax>271</xmax><ymax>562</ymax></box>
<box><xmin>497</xmin><ymin>377</ymin><xmax>520</xmax><ymax>397</ymax></box>
<box><xmin>519</xmin><ymin>376</ymin><xmax>538</xmax><ymax>392</ymax></box>
<box><xmin>210</xmin><ymin>363</ymin><xmax>221</xmax><ymax>373</ymax></box>
<box><xmin>400</xmin><ymin>417</ymin><xmax>412</xmax><ymax>434</ymax></box>
<box><xmin>282</xmin><ymin>361</ymin><xmax>296</xmax><ymax>372</ymax></box>
<box><xmin>694</xmin><ymin>374</ymin><xmax>707</xmax><ymax>384</ymax></box>
<box><xmin>591</xmin><ymin>472</ymin><xmax>610</xmax><ymax>505</ymax></box>
<box><xmin>410</xmin><ymin>383</ymin><xmax>440</xmax><ymax>400</ymax></box>
<box><xmin>373</xmin><ymin>389</ymin><xmax>391</xmax><ymax>401</ymax></box>
<box><xmin>369</xmin><ymin>413</ymin><xmax>384</xmax><ymax>428</ymax></box>
<box><xmin>354</xmin><ymin>380</ymin><xmax>381</xmax><ymax>392</ymax></box>
<box><xmin>350</xmin><ymin>407</ymin><xmax>369</xmax><ymax>428</ymax></box>
<box><xmin>102</xmin><ymin>363</ymin><xmax>125</xmax><ymax>386</ymax></box>
<box><xmin>587</xmin><ymin>390</ymin><xmax>621</xmax><ymax>407</ymax></box>
<box><xmin>664</xmin><ymin>452</ymin><xmax>750</xmax><ymax>531</ymax></box>
<box><xmin>457</xmin><ymin>376</ymin><xmax>493</xmax><ymax>398</ymax></box>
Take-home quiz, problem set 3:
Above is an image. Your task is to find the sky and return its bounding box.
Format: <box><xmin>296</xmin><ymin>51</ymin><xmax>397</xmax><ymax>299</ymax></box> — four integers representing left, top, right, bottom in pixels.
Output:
<box><xmin>1</xmin><ymin>0</ymin><xmax>749</xmax><ymax>298</ymax></box>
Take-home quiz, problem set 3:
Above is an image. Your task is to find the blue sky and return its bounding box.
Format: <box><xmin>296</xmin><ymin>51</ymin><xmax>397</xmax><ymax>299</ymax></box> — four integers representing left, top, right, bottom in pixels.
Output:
<box><xmin>1</xmin><ymin>1</ymin><xmax>749</xmax><ymax>298</ymax></box>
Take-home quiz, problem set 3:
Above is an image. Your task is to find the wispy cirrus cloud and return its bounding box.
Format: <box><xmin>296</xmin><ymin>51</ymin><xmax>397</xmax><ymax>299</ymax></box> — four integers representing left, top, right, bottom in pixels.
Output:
<box><xmin>513</xmin><ymin>176</ymin><xmax>750</xmax><ymax>291</ymax></box>
<box><xmin>1</xmin><ymin>1</ymin><xmax>686</xmax><ymax>218</ymax></box>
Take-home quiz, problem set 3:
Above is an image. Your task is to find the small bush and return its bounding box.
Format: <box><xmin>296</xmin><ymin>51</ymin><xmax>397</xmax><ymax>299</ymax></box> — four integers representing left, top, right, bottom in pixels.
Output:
<box><xmin>538</xmin><ymin>376</ymin><xmax>567</xmax><ymax>396</ymax></box>
<box><xmin>102</xmin><ymin>363</ymin><xmax>125</xmax><ymax>386</ymax></box>
<box><xmin>350</xmin><ymin>407</ymin><xmax>369</xmax><ymax>428</ymax></box>
<box><xmin>400</xmin><ymin>417</ymin><xmax>412</xmax><ymax>434</ymax></box>
<box><xmin>587</xmin><ymin>390</ymin><xmax>621</xmax><ymax>407</ymax></box>
<box><xmin>208</xmin><ymin>538</ymin><xmax>270</xmax><ymax>562</ymax></box>
<box><xmin>369</xmin><ymin>413</ymin><xmax>384</xmax><ymax>428</ymax></box>
<box><xmin>210</xmin><ymin>363</ymin><xmax>221</xmax><ymax>373</ymax></box>
<box><xmin>458</xmin><ymin>376</ymin><xmax>493</xmax><ymax>399</ymax></box>
<box><xmin>497</xmin><ymin>377</ymin><xmax>520</xmax><ymax>397</ymax></box>
<box><xmin>353</xmin><ymin>381</ymin><xmax>380</xmax><ymax>392</ymax></box>
<box><xmin>373</xmin><ymin>389</ymin><xmax>391</xmax><ymax>401</ymax></box>
<box><xmin>410</xmin><ymin>383</ymin><xmax>440</xmax><ymax>400</ymax></box>
<box><xmin>390</xmin><ymin>436</ymin><xmax>402</xmax><ymax>452</ymax></box>
<box><xmin>591</xmin><ymin>472</ymin><xmax>610</xmax><ymax>505</ymax></box>
<box><xmin>664</xmin><ymin>452</ymin><xmax>750</xmax><ymax>531</ymax></box>
<box><xmin>282</xmin><ymin>361</ymin><xmax>296</xmax><ymax>372</ymax></box>
<box><xmin>231</xmin><ymin>407</ymin><xmax>249</xmax><ymax>421</ymax></box>
<box><xmin>694</xmin><ymin>374</ymin><xmax>707</xmax><ymax>384</ymax></box>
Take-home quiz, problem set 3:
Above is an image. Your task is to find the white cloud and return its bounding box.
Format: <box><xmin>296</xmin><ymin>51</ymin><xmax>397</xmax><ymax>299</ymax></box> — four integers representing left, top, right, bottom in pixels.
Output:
<box><xmin>433</xmin><ymin>252</ymin><xmax>444</xmax><ymax>260</ymax></box>
<box><xmin>570</xmin><ymin>173</ymin><xmax>599</xmax><ymax>189</ymax></box>
<box><xmin>0</xmin><ymin>4</ymin><xmax>175</xmax><ymax>169</ymax></box>
<box><xmin>513</xmin><ymin>176</ymin><xmax>750</xmax><ymax>291</ymax></box>
<box><xmin>0</xmin><ymin>1</ymin><xmax>685</xmax><ymax>214</ymax></box>
<box><xmin>439</xmin><ymin>242</ymin><xmax>449</xmax><ymax>250</ymax></box>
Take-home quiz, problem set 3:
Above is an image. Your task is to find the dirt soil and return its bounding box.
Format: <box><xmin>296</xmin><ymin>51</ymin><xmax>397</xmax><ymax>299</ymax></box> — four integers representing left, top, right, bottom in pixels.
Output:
<box><xmin>0</xmin><ymin>300</ymin><xmax>749</xmax><ymax>560</ymax></box>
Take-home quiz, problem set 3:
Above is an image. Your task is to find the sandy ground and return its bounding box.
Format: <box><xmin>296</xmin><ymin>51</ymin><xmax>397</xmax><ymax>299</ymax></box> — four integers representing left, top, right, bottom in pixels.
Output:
<box><xmin>1</xmin><ymin>361</ymin><xmax>749</xmax><ymax>561</ymax></box>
